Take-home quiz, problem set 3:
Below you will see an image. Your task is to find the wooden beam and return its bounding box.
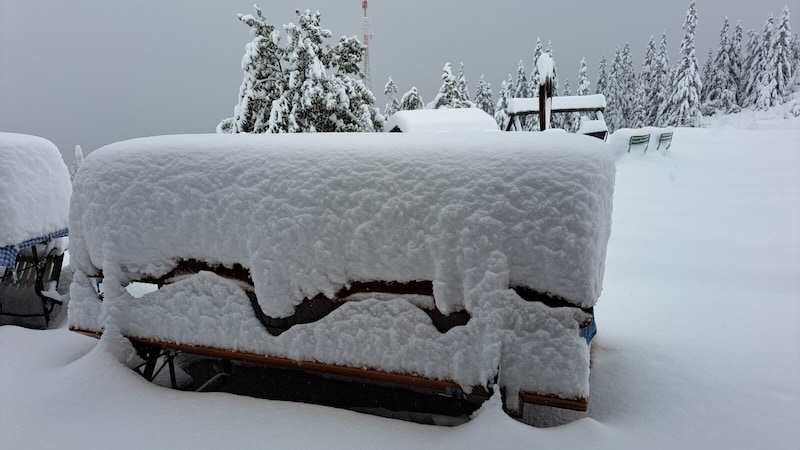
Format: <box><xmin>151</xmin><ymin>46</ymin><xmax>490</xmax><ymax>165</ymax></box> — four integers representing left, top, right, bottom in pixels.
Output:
<box><xmin>519</xmin><ymin>391</ymin><xmax>588</xmax><ymax>412</ymax></box>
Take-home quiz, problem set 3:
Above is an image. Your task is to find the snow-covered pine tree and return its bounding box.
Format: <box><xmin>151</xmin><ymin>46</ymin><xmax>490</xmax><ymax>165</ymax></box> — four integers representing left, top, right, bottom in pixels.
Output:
<box><xmin>654</xmin><ymin>31</ymin><xmax>673</xmax><ymax>125</ymax></box>
<box><xmin>431</xmin><ymin>62</ymin><xmax>472</xmax><ymax>109</ymax></box>
<box><xmin>384</xmin><ymin>76</ymin><xmax>400</xmax><ymax>118</ymax></box>
<box><xmin>456</xmin><ymin>62</ymin><xmax>471</xmax><ymax>102</ymax></box>
<box><xmin>528</xmin><ymin>38</ymin><xmax>544</xmax><ymax>98</ymax></box>
<box><xmin>640</xmin><ymin>36</ymin><xmax>659</xmax><ymax>125</ymax></box>
<box><xmin>399</xmin><ymin>86</ymin><xmax>425</xmax><ymax>111</ymax></box>
<box><xmin>561</xmin><ymin>79</ymin><xmax>579</xmax><ymax>132</ymax></box>
<box><xmin>606</xmin><ymin>47</ymin><xmax>626</xmax><ymax>131</ymax></box>
<box><xmin>704</xmin><ymin>17</ymin><xmax>738</xmax><ymax>114</ymax></box>
<box><xmin>773</xmin><ymin>7</ymin><xmax>794</xmax><ymax>103</ymax></box>
<box><xmin>753</xmin><ymin>14</ymin><xmax>779</xmax><ymax>110</ymax></box>
<box><xmin>596</xmin><ymin>54</ymin><xmax>609</xmax><ymax>97</ymax></box>
<box><xmin>474</xmin><ymin>75</ymin><xmax>495</xmax><ymax>116</ymax></box>
<box><xmin>220</xmin><ymin>7</ymin><xmax>381</xmax><ymax>134</ymax></box>
<box><xmin>731</xmin><ymin>22</ymin><xmax>744</xmax><ymax>106</ymax></box>
<box><xmin>494</xmin><ymin>74</ymin><xmax>513</xmax><ymax>129</ymax></box>
<box><xmin>741</xmin><ymin>29</ymin><xmax>762</xmax><ymax>108</ymax></box>
<box><xmin>512</xmin><ymin>60</ymin><xmax>530</xmax><ymax>128</ymax></box>
<box><xmin>620</xmin><ymin>42</ymin><xmax>639</xmax><ymax>125</ymax></box>
<box><xmin>663</xmin><ymin>0</ymin><xmax>704</xmax><ymax>127</ymax></box>
<box><xmin>219</xmin><ymin>4</ymin><xmax>283</xmax><ymax>133</ymax></box>
<box><xmin>578</xmin><ymin>57</ymin><xmax>591</xmax><ymax>96</ymax></box>
<box><xmin>70</xmin><ymin>145</ymin><xmax>84</xmax><ymax>181</ymax></box>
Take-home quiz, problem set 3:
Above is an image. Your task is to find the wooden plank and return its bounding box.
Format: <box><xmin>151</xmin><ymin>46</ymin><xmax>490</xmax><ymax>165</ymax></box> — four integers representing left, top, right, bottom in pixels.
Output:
<box><xmin>519</xmin><ymin>391</ymin><xmax>588</xmax><ymax>412</ymax></box>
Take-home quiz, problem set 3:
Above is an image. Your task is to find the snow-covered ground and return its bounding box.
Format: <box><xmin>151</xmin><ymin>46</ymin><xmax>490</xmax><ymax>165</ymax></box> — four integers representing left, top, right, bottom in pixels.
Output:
<box><xmin>2</xmin><ymin>115</ymin><xmax>799</xmax><ymax>449</ymax></box>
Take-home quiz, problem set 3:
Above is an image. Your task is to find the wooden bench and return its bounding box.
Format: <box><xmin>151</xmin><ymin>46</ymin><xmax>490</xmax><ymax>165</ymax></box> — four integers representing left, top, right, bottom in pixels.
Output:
<box><xmin>628</xmin><ymin>134</ymin><xmax>651</xmax><ymax>153</ymax></box>
<box><xmin>656</xmin><ymin>131</ymin><xmax>673</xmax><ymax>151</ymax></box>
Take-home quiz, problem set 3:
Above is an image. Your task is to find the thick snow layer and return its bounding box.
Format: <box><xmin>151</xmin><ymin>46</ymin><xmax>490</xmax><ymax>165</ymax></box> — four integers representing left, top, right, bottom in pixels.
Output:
<box><xmin>384</xmin><ymin>108</ymin><xmax>499</xmax><ymax>133</ymax></box>
<box><xmin>69</xmin><ymin>132</ymin><xmax>615</xmax><ymax>316</ymax></box>
<box><xmin>507</xmin><ymin>95</ymin><xmax>607</xmax><ymax>114</ymax></box>
<box><xmin>536</xmin><ymin>54</ymin><xmax>554</xmax><ymax>86</ymax></box>
<box><xmin>4</xmin><ymin>114</ymin><xmax>798</xmax><ymax>449</ymax></box>
<box><xmin>0</xmin><ymin>132</ymin><xmax>71</xmax><ymax>247</ymax></box>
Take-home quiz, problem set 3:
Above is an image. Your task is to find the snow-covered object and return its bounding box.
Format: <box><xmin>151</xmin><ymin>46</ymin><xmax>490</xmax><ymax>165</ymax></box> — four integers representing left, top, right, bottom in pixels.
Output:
<box><xmin>536</xmin><ymin>53</ymin><xmax>554</xmax><ymax>86</ymax></box>
<box><xmin>507</xmin><ymin>95</ymin><xmax>606</xmax><ymax>114</ymax></box>
<box><xmin>385</xmin><ymin>108</ymin><xmax>499</xmax><ymax>133</ymax></box>
<box><xmin>69</xmin><ymin>132</ymin><xmax>614</xmax><ymax>315</ymax></box>
<box><xmin>68</xmin><ymin>132</ymin><xmax>614</xmax><ymax>407</ymax></box>
<box><xmin>0</xmin><ymin>132</ymin><xmax>71</xmax><ymax>248</ymax></box>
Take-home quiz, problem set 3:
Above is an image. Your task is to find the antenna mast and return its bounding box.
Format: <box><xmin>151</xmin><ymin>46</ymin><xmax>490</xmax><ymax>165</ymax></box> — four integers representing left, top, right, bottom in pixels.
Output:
<box><xmin>361</xmin><ymin>0</ymin><xmax>373</xmax><ymax>92</ymax></box>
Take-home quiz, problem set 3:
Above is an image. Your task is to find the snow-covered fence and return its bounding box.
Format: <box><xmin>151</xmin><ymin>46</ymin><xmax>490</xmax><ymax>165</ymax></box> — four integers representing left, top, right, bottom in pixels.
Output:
<box><xmin>68</xmin><ymin>132</ymin><xmax>615</xmax><ymax>419</ymax></box>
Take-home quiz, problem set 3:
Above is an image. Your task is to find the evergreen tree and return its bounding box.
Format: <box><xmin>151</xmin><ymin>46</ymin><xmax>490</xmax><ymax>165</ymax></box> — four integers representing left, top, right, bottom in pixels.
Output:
<box><xmin>219</xmin><ymin>5</ymin><xmax>283</xmax><ymax>133</ymax></box>
<box><xmin>753</xmin><ymin>14</ymin><xmax>779</xmax><ymax>110</ymax></box>
<box><xmin>398</xmin><ymin>86</ymin><xmax>425</xmax><ymax>111</ymax></box>
<box><xmin>704</xmin><ymin>17</ymin><xmax>738</xmax><ymax>114</ymax></box>
<box><xmin>741</xmin><ymin>29</ymin><xmax>762</xmax><ymax>107</ymax></box>
<box><xmin>474</xmin><ymin>75</ymin><xmax>495</xmax><ymax>116</ymax></box>
<box><xmin>700</xmin><ymin>48</ymin><xmax>715</xmax><ymax>106</ymax></box>
<box><xmin>654</xmin><ymin>31</ymin><xmax>672</xmax><ymax>125</ymax></box>
<box><xmin>596</xmin><ymin>54</ymin><xmax>609</xmax><ymax>96</ymax></box>
<box><xmin>640</xmin><ymin>36</ymin><xmax>660</xmax><ymax>125</ymax></box>
<box><xmin>431</xmin><ymin>62</ymin><xmax>472</xmax><ymax>109</ymax></box>
<box><xmin>663</xmin><ymin>0</ymin><xmax>704</xmax><ymax>127</ymax></box>
<box><xmin>219</xmin><ymin>7</ymin><xmax>381</xmax><ymax>134</ymax></box>
<box><xmin>731</xmin><ymin>21</ymin><xmax>744</xmax><ymax>106</ymax></box>
<box><xmin>383</xmin><ymin>76</ymin><xmax>400</xmax><ymax>118</ymax></box>
<box><xmin>456</xmin><ymin>62</ymin><xmax>471</xmax><ymax>102</ymax></box>
<box><xmin>773</xmin><ymin>7</ymin><xmax>794</xmax><ymax>103</ymax></box>
<box><xmin>620</xmin><ymin>42</ymin><xmax>639</xmax><ymax>125</ymax></box>
<box><xmin>494</xmin><ymin>74</ymin><xmax>513</xmax><ymax>129</ymax></box>
<box><xmin>577</xmin><ymin>57</ymin><xmax>591</xmax><ymax>95</ymax></box>
<box><xmin>513</xmin><ymin>60</ymin><xmax>530</xmax><ymax>129</ymax></box>
<box><xmin>561</xmin><ymin>79</ymin><xmax>579</xmax><ymax>132</ymax></box>
<box><xmin>606</xmin><ymin>47</ymin><xmax>626</xmax><ymax>131</ymax></box>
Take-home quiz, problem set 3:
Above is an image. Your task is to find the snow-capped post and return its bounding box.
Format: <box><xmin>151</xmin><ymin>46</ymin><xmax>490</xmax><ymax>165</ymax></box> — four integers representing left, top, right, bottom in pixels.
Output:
<box><xmin>537</xmin><ymin>53</ymin><xmax>554</xmax><ymax>130</ymax></box>
<box><xmin>70</xmin><ymin>145</ymin><xmax>84</xmax><ymax>181</ymax></box>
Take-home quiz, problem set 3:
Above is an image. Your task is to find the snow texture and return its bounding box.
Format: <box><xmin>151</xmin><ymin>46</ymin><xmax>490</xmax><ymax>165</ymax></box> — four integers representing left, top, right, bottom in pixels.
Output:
<box><xmin>69</xmin><ymin>133</ymin><xmax>614</xmax><ymax>316</ymax></box>
<box><xmin>384</xmin><ymin>108</ymin><xmax>499</xmax><ymax>133</ymax></box>
<box><xmin>0</xmin><ymin>132</ymin><xmax>71</xmax><ymax>248</ymax></box>
<box><xmin>536</xmin><ymin>53</ymin><xmax>554</xmax><ymax>86</ymax></box>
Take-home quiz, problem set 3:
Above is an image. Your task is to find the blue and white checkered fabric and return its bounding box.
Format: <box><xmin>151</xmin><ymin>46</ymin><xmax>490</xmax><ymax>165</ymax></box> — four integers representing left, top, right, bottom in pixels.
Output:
<box><xmin>579</xmin><ymin>318</ymin><xmax>597</xmax><ymax>345</ymax></box>
<box><xmin>0</xmin><ymin>228</ymin><xmax>68</xmax><ymax>269</ymax></box>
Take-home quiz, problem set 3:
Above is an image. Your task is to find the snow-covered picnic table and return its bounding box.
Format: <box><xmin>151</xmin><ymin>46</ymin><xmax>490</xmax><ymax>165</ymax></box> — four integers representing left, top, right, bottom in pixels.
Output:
<box><xmin>68</xmin><ymin>132</ymin><xmax>615</xmax><ymax>417</ymax></box>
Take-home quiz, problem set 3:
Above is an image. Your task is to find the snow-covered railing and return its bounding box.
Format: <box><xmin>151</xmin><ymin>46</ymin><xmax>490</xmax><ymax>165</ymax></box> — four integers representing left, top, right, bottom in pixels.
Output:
<box><xmin>506</xmin><ymin>94</ymin><xmax>607</xmax><ymax>115</ymax></box>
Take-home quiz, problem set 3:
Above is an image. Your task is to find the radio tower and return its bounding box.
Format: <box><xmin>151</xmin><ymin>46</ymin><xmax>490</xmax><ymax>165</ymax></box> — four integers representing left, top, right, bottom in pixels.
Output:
<box><xmin>361</xmin><ymin>0</ymin><xmax>374</xmax><ymax>92</ymax></box>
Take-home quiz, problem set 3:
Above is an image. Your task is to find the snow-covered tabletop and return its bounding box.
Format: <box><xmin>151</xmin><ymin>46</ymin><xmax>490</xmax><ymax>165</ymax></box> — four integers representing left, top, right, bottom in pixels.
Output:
<box><xmin>0</xmin><ymin>132</ymin><xmax>71</xmax><ymax>268</ymax></box>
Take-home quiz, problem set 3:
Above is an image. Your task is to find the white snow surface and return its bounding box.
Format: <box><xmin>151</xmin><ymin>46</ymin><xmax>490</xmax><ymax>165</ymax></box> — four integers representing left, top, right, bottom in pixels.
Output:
<box><xmin>507</xmin><ymin>94</ymin><xmax>607</xmax><ymax>114</ymax></box>
<box><xmin>384</xmin><ymin>108</ymin><xmax>499</xmax><ymax>133</ymax></box>
<box><xmin>69</xmin><ymin>132</ymin><xmax>614</xmax><ymax>317</ymax></box>
<box><xmin>0</xmin><ymin>132</ymin><xmax>71</xmax><ymax>248</ymax></box>
<box><xmin>2</xmin><ymin>114</ymin><xmax>799</xmax><ymax>449</ymax></box>
<box><xmin>536</xmin><ymin>53</ymin><xmax>554</xmax><ymax>86</ymax></box>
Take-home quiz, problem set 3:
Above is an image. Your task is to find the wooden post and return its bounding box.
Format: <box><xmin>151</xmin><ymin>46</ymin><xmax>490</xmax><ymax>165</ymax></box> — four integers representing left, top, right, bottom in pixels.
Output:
<box><xmin>538</xmin><ymin>76</ymin><xmax>553</xmax><ymax>131</ymax></box>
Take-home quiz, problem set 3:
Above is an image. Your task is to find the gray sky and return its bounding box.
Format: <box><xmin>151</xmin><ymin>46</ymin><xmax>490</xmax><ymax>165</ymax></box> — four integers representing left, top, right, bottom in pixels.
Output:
<box><xmin>1</xmin><ymin>0</ymin><xmax>795</xmax><ymax>163</ymax></box>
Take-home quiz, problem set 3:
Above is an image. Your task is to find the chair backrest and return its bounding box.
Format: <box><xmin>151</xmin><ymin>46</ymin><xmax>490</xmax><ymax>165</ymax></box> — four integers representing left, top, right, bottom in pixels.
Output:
<box><xmin>629</xmin><ymin>135</ymin><xmax>650</xmax><ymax>145</ymax></box>
<box><xmin>659</xmin><ymin>132</ymin><xmax>673</xmax><ymax>142</ymax></box>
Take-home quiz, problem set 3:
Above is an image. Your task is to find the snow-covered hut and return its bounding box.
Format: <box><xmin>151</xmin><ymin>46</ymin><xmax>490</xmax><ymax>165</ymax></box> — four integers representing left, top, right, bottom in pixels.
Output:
<box><xmin>1</xmin><ymin>132</ymin><xmax>70</xmax><ymax>326</ymax></box>
<box><xmin>68</xmin><ymin>132</ymin><xmax>615</xmax><ymax>421</ymax></box>
<box><xmin>385</xmin><ymin>108</ymin><xmax>499</xmax><ymax>133</ymax></box>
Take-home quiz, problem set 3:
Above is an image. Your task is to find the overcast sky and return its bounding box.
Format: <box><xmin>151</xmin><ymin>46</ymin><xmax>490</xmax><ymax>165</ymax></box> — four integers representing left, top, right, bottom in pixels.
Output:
<box><xmin>1</xmin><ymin>0</ymin><xmax>795</xmax><ymax>163</ymax></box>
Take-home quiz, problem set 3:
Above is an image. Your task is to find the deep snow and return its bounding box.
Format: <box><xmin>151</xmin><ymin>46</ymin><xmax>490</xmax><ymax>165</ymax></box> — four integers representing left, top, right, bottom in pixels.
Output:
<box><xmin>1</xmin><ymin>116</ymin><xmax>799</xmax><ymax>449</ymax></box>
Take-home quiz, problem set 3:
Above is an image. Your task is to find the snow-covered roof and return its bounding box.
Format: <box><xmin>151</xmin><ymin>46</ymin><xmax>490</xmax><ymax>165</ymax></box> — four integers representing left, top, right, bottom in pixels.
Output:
<box><xmin>507</xmin><ymin>94</ymin><xmax>607</xmax><ymax>115</ymax></box>
<box><xmin>0</xmin><ymin>132</ymin><xmax>71</xmax><ymax>247</ymax></box>
<box><xmin>70</xmin><ymin>132</ymin><xmax>614</xmax><ymax>315</ymax></box>
<box><xmin>384</xmin><ymin>108</ymin><xmax>499</xmax><ymax>133</ymax></box>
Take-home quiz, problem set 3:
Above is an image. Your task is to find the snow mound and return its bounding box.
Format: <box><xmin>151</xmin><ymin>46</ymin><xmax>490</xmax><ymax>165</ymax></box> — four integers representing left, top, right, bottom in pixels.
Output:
<box><xmin>0</xmin><ymin>132</ymin><xmax>71</xmax><ymax>247</ymax></box>
<box><xmin>69</xmin><ymin>132</ymin><xmax>615</xmax><ymax>315</ymax></box>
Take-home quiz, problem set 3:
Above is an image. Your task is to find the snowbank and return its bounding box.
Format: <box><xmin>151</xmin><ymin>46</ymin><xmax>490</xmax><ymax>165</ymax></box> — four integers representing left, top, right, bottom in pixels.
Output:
<box><xmin>0</xmin><ymin>132</ymin><xmax>71</xmax><ymax>248</ymax></box>
<box><xmin>69</xmin><ymin>132</ymin><xmax>615</xmax><ymax>315</ymax></box>
<box><xmin>385</xmin><ymin>108</ymin><xmax>499</xmax><ymax>133</ymax></box>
